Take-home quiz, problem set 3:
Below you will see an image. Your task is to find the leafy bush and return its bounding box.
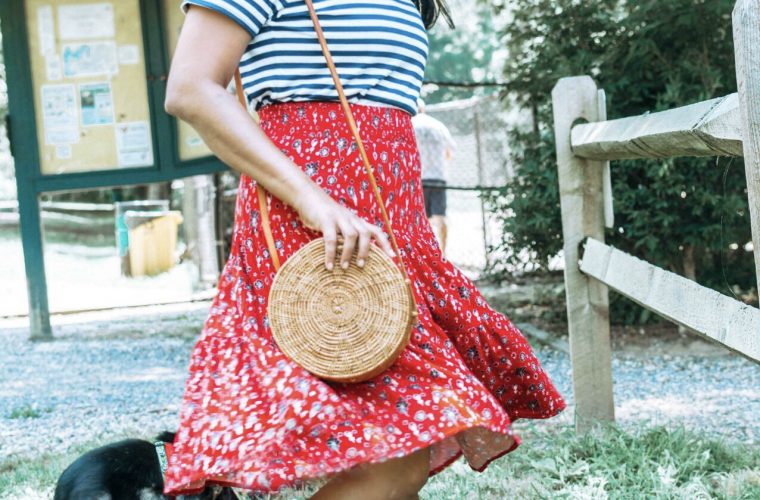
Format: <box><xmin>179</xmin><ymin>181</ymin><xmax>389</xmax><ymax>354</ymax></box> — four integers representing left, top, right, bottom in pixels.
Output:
<box><xmin>423</xmin><ymin>0</ymin><xmax>502</xmax><ymax>103</ymax></box>
<box><xmin>483</xmin><ymin>0</ymin><xmax>756</xmax><ymax>321</ymax></box>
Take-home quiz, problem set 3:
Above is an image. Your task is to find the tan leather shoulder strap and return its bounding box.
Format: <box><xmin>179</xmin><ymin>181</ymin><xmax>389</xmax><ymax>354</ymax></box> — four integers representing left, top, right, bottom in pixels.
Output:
<box><xmin>303</xmin><ymin>0</ymin><xmax>410</xmax><ymax>282</ymax></box>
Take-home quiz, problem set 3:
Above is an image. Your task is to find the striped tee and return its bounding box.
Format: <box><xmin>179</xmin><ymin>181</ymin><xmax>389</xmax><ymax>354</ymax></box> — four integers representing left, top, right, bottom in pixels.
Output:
<box><xmin>181</xmin><ymin>0</ymin><xmax>428</xmax><ymax>115</ymax></box>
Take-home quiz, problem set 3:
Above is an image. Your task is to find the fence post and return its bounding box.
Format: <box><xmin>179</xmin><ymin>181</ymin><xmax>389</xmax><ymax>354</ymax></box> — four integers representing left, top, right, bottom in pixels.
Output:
<box><xmin>473</xmin><ymin>108</ymin><xmax>490</xmax><ymax>269</ymax></box>
<box><xmin>733</xmin><ymin>0</ymin><xmax>760</xmax><ymax>305</ymax></box>
<box><xmin>552</xmin><ymin>76</ymin><xmax>614</xmax><ymax>432</ymax></box>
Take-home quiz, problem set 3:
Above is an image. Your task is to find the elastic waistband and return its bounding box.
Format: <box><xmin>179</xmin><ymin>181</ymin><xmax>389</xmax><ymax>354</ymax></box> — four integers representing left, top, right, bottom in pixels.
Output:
<box><xmin>258</xmin><ymin>100</ymin><xmax>413</xmax><ymax>122</ymax></box>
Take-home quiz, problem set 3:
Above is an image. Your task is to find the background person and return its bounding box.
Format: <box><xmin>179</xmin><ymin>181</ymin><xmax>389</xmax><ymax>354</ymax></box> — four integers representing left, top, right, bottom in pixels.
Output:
<box><xmin>412</xmin><ymin>99</ymin><xmax>455</xmax><ymax>254</ymax></box>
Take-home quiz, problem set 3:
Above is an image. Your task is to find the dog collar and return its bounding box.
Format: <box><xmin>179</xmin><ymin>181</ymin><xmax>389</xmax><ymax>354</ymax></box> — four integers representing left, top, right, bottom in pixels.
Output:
<box><xmin>154</xmin><ymin>441</ymin><xmax>174</xmax><ymax>477</ymax></box>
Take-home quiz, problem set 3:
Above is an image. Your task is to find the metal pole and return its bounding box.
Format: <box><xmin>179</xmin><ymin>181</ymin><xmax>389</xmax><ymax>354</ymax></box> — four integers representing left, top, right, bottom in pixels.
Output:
<box><xmin>473</xmin><ymin>106</ymin><xmax>490</xmax><ymax>270</ymax></box>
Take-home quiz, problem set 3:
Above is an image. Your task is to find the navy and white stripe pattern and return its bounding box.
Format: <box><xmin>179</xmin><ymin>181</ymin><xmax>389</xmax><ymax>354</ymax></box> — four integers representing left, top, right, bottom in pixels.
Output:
<box><xmin>182</xmin><ymin>0</ymin><xmax>428</xmax><ymax>115</ymax></box>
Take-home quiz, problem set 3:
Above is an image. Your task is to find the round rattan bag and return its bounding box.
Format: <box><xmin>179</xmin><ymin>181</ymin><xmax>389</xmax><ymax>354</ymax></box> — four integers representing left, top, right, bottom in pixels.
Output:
<box><xmin>268</xmin><ymin>238</ymin><xmax>416</xmax><ymax>383</ymax></box>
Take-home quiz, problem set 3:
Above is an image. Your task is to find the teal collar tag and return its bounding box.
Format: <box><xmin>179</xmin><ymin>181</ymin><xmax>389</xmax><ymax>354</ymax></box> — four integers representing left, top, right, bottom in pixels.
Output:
<box><xmin>154</xmin><ymin>441</ymin><xmax>169</xmax><ymax>476</ymax></box>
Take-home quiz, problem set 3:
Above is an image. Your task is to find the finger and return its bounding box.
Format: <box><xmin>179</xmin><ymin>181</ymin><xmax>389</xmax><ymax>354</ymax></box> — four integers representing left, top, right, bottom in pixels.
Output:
<box><xmin>371</xmin><ymin>225</ymin><xmax>396</xmax><ymax>258</ymax></box>
<box><xmin>355</xmin><ymin>221</ymin><xmax>372</xmax><ymax>267</ymax></box>
<box><xmin>323</xmin><ymin>224</ymin><xmax>338</xmax><ymax>271</ymax></box>
<box><xmin>337</xmin><ymin>220</ymin><xmax>358</xmax><ymax>269</ymax></box>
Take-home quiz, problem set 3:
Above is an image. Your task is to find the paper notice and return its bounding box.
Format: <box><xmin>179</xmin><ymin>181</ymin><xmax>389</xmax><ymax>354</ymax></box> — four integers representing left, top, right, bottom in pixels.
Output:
<box><xmin>45</xmin><ymin>54</ymin><xmax>63</xmax><ymax>81</ymax></box>
<box><xmin>37</xmin><ymin>6</ymin><xmax>56</xmax><ymax>56</ymax></box>
<box><xmin>80</xmin><ymin>82</ymin><xmax>114</xmax><ymax>126</ymax></box>
<box><xmin>41</xmin><ymin>84</ymin><xmax>80</xmax><ymax>145</ymax></box>
<box><xmin>55</xmin><ymin>145</ymin><xmax>72</xmax><ymax>159</ymax></box>
<box><xmin>115</xmin><ymin>122</ymin><xmax>154</xmax><ymax>168</ymax></box>
<box><xmin>62</xmin><ymin>41</ymin><xmax>118</xmax><ymax>78</ymax></box>
<box><xmin>117</xmin><ymin>44</ymin><xmax>141</xmax><ymax>65</ymax></box>
<box><xmin>58</xmin><ymin>3</ymin><xmax>114</xmax><ymax>40</ymax></box>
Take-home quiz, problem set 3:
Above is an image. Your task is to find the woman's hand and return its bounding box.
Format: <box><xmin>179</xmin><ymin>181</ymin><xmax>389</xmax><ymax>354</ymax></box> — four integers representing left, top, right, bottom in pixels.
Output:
<box><xmin>294</xmin><ymin>189</ymin><xmax>396</xmax><ymax>271</ymax></box>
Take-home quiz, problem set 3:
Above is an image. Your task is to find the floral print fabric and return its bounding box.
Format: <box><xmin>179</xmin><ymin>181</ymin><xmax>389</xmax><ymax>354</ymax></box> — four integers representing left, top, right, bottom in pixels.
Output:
<box><xmin>164</xmin><ymin>102</ymin><xmax>566</xmax><ymax>495</ymax></box>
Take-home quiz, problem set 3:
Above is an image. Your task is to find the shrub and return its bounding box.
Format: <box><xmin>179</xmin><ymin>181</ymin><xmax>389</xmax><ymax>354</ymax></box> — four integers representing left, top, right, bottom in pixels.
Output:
<box><xmin>483</xmin><ymin>0</ymin><xmax>756</xmax><ymax>322</ymax></box>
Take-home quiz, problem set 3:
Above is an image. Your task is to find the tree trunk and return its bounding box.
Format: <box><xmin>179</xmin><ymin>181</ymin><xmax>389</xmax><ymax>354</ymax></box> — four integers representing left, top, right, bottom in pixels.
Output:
<box><xmin>146</xmin><ymin>182</ymin><xmax>170</xmax><ymax>200</ymax></box>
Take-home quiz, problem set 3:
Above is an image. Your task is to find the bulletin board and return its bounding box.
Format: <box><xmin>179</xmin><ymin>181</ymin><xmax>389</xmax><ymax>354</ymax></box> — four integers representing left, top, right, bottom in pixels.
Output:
<box><xmin>3</xmin><ymin>0</ymin><xmax>232</xmax><ymax>340</ymax></box>
<box><xmin>25</xmin><ymin>0</ymin><xmax>154</xmax><ymax>175</ymax></box>
<box><xmin>161</xmin><ymin>0</ymin><xmax>213</xmax><ymax>162</ymax></box>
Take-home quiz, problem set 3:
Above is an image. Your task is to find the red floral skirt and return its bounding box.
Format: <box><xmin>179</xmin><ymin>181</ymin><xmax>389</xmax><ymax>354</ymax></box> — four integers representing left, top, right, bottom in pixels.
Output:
<box><xmin>164</xmin><ymin>102</ymin><xmax>566</xmax><ymax>495</ymax></box>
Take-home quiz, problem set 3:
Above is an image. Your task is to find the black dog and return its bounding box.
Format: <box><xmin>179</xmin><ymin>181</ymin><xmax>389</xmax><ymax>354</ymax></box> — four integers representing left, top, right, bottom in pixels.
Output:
<box><xmin>54</xmin><ymin>431</ymin><xmax>237</xmax><ymax>500</ymax></box>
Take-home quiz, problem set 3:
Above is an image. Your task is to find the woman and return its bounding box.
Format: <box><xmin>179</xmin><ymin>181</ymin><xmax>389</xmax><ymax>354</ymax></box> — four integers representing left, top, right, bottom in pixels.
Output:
<box><xmin>164</xmin><ymin>1</ymin><xmax>566</xmax><ymax>498</ymax></box>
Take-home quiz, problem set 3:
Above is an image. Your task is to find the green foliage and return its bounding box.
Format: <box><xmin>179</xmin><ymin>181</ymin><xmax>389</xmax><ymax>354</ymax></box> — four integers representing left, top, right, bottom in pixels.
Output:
<box><xmin>483</xmin><ymin>0</ymin><xmax>755</xmax><ymax>313</ymax></box>
<box><xmin>6</xmin><ymin>404</ymin><xmax>50</xmax><ymax>420</ymax></box>
<box><xmin>483</xmin><ymin>128</ymin><xmax>563</xmax><ymax>271</ymax></box>
<box><xmin>491</xmin><ymin>0</ymin><xmax>622</xmax><ymax>112</ymax></box>
<box><xmin>427</xmin><ymin>423</ymin><xmax>760</xmax><ymax>499</ymax></box>
<box><xmin>0</xmin><ymin>26</ymin><xmax>6</xmax><ymax>123</ymax></box>
<box><xmin>423</xmin><ymin>0</ymin><xmax>502</xmax><ymax>103</ymax></box>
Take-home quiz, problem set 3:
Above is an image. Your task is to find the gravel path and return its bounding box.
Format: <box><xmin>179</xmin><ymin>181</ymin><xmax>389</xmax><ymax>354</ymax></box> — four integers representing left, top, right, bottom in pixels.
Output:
<box><xmin>1</xmin><ymin>302</ymin><xmax>758</xmax><ymax>463</ymax></box>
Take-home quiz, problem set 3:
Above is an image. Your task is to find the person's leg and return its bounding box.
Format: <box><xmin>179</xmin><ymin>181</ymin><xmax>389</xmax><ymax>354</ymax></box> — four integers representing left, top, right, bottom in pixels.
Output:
<box><xmin>438</xmin><ymin>184</ymin><xmax>447</xmax><ymax>254</ymax></box>
<box><xmin>429</xmin><ymin>215</ymin><xmax>446</xmax><ymax>254</ymax></box>
<box><xmin>425</xmin><ymin>180</ymin><xmax>447</xmax><ymax>254</ymax></box>
<box><xmin>310</xmin><ymin>446</ymin><xmax>430</xmax><ymax>500</ymax></box>
<box><xmin>440</xmin><ymin>215</ymin><xmax>447</xmax><ymax>255</ymax></box>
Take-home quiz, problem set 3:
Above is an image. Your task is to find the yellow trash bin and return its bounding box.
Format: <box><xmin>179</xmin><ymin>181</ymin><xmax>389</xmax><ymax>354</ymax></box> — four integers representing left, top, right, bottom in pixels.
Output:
<box><xmin>124</xmin><ymin>210</ymin><xmax>184</xmax><ymax>277</ymax></box>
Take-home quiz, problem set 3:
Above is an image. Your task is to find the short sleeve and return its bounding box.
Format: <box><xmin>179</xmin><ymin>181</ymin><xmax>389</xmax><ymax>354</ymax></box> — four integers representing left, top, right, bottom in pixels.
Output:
<box><xmin>438</xmin><ymin>122</ymin><xmax>455</xmax><ymax>150</ymax></box>
<box><xmin>181</xmin><ymin>0</ymin><xmax>279</xmax><ymax>38</ymax></box>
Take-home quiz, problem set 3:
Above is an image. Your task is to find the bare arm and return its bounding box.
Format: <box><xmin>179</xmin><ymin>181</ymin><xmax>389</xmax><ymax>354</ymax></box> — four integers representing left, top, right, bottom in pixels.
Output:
<box><xmin>165</xmin><ymin>7</ymin><xmax>393</xmax><ymax>269</ymax></box>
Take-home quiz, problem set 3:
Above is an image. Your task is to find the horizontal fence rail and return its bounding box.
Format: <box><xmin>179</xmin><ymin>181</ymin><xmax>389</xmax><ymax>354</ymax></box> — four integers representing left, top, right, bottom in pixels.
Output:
<box><xmin>580</xmin><ymin>238</ymin><xmax>760</xmax><ymax>363</ymax></box>
<box><xmin>571</xmin><ymin>94</ymin><xmax>744</xmax><ymax>160</ymax></box>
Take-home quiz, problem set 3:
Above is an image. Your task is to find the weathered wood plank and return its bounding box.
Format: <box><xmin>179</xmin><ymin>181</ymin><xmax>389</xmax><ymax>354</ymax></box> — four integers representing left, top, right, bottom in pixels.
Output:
<box><xmin>571</xmin><ymin>94</ymin><xmax>743</xmax><ymax>160</ymax></box>
<box><xmin>40</xmin><ymin>201</ymin><xmax>114</xmax><ymax>213</ymax></box>
<box><xmin>0</xmin><ymin>201</ymin><xmax>115</xmax><ymax>213</ymax></box>
<box><xmin>552</xmin><ymin>76</ymin><xmax>615</xmax><ymax>431</ymax></box>
<box><xmin>734</xmin><ymin>0</ymin><xmax>760</xmax><ymax>306</ymax></box>
<box><xmin>598</xmin><ymin>89</ymin><xmax>615</xmax><ymax>228</ymax></box>
<box><xmin>580</xmin><ymin>238</ymin><xmax>760</xmax><ymax>363</ymax></box>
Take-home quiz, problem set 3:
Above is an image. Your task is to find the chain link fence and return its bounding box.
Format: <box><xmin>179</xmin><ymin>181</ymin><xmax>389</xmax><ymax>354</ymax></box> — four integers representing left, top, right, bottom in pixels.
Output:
<box><xmin>426</xmin><ymin>95</ymin><xmax>519</xmax><ymax>278</ymax></box>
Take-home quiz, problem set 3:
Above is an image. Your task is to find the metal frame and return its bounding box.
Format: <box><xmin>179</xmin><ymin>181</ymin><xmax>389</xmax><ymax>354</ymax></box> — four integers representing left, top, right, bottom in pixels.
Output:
<box><xmin>0</xmin><ymin>0</ymin><xmax>226</xmax><ymax>339</ymax></box>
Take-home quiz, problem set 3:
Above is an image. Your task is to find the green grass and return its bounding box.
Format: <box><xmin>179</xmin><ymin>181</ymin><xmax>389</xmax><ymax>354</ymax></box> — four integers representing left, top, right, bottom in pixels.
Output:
<box><xmin>5</xmin><ymin>405</ymin><xmax>51</xmax><ymax>420</ymax></box>
<box><xmin>1</xmin><ymin>424</ymin><xmax>758</xmax><ymax>499</ymax></box>
<box><xmin>0</xmin><ymin>445</ymin><xmax>86</xmax><ymax>500</ymax></box>
<box><xmin>422</xmin><ymin>424</ymin><xmax>760</xmax><ymax>500</ymax></box>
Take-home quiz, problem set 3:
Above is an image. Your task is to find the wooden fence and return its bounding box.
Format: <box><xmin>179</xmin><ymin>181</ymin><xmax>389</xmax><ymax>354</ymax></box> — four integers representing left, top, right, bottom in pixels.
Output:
<box><xmin>552</xmin><ymin>0</ymin><xmax>760</xmax><ymax>432</ymax></box>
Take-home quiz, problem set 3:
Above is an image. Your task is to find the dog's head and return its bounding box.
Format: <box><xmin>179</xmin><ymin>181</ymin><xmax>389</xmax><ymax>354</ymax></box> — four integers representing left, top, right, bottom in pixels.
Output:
<box><xmin>54</xmin><ymin>432</ymin><xmax>240</xmax><ymax>500</ymax></box>
<box><xmin>156</xmin><ymin>431</ymin><xmax>177</xmax><ymax>444</ymax></box>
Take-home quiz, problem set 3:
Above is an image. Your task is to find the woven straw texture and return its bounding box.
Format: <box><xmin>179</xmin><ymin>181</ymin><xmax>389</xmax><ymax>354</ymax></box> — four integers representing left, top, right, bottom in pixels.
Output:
<box><xmin>268</xmin><ymin>238</ymin><xmax>415</xmax><ymax>383</ymax></box>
